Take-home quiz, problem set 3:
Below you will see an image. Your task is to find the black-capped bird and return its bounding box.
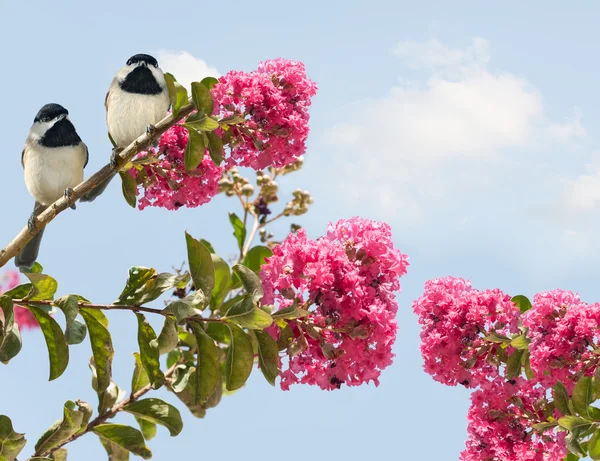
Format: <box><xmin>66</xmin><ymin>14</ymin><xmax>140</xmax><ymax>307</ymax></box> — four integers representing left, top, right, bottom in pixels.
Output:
<box><xmin>15</xmin><ymin>103</ymin><xmax>88</xmax><ymax>268</ymax></box>
<box><xmin>81</xmin><ymin>54</ymin><xmax>170</xmax><ymax>202</ymax></box>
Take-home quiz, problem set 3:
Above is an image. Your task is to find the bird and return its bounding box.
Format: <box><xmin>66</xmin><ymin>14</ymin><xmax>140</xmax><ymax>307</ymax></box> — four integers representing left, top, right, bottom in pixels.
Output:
<box><xmin>81</xmin><ymin>53</ymin><xmax>170</xmax><ymax>202</ymax></box>
<box><xmin>15</xmin><ymin>103</ymin><xmax>88</xmax><ymax>269</ymax></box>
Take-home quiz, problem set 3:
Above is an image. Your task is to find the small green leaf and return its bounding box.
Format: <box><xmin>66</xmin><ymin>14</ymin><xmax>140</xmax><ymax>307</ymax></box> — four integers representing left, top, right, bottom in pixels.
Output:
<box><xmin>93</xmin><ymin>424</ymin><xmax>152</xmax><ymax>460</ymax></box>
<box><xmin>162</xmin><ymin>301</ymin><xmax>202</xmax><ymax>323</ymax></box>
<box><xmin>80</xmin><ymin>309</ymin><xmax>113</xmax><ymax>393</ymax></box>
<box><xmin>510</xmin><ymin>334</ymin><xmax>530</xmax><ymax>350</ymax></box>
<box><xmin>183</xmin><ymin>128</ymin><xmax>206</xmax><ymax>171</ymax></box>
<box><xmin>114</xmin><ymin>267</ymin><xmax>156</xmax><ymax>306</ymax></box>
<box><xmin>228</xmin><ymin>213</ymin><xmax>246</xmax><ymax>252</ymax></box>
<box><xmin>594</xmin><ymin>366</ymin><xmax>600</xmax><ymax>400</ymax></box>
<box><xmin>191</xmin><ymin>82</ymin><xmax>214</xmax><ymax>116</ymax></box>
<box><xmin>131</xmin><ymin>352</ymin><xmax>150</xmax><ymax>394</ymax></box>
<box><xmin>505</xmin><ymin>349</ymin><xmax>524</xmax><ymax>380</ymax></box>
<box><xmin>0</xmin><ymin>297</ymin><xmax>22</xmax><ymax>364</ymax></box>
<box><xmin>23</xmin><ymin>272</ymin><xmax>58</xmax><ymax>301</ymax></box>
<box><xmin>272</xmin><ymin>305</ymin><xmax>310</xmax><ymax>320</ymax></box>
<box><xmin>3</xmin><ymin>283</ymin><xmax>33</xmax><ymax>299</ymax></box>
<box><xmin>55</xmin><ymin>295</ymin><xmax>87</xmax><ymax>345</ymax></box>
<box><xmin>590</xmin><ymin>429</ymin><xmax>600</xmax><ymax>460</ymax></box>
<box><xmin>566</xmin><ymin>432</ymin><xmax>587</xmax><ymax>458</ymax></box>
<box><xmin>254</xmin><ymin>330</ymin><xmax>280</xmax><ymax>386</ymax></box>
<box><xmin>191</xmin><ymin>323</ymin><xmax>220</xmax><ymax>404</ymax></box>
<box><xmin>35</xmin><ymin>401</ymin><xmax>87</xmax><ymax>455</ymax></box>
<box><xmin>276</xmin><ymin>322</ymin><xmax>294</xmax><ymax>351</ymax></box>
<box><xmin>554</xmin><ymin>381</ymin><xmax>571</xmax><ymax>416</ymax></box>
<box><xmin>200</xmin><ymin>239</ymin><xmax>215</xmax><ymax>253</ymax></box>
<box><xmin>164</xmin><ymin>73</ymin><xmax>188</xmax><ymax>118</ymax></box>
<box><xmin>0</xmin><ymin>415</ymin><xmax>26</xmax><ymax>461</ymax></box>
<box><xmin>511</xmin><ymin>295</ymin><xmax>532</xmax><ymax>313</ymax></box>
<box><xmin>558</xmin><ymin>415</ymin><xmax>593</xmax><ymax>432</ymax></box>
<box><xmin>184</xmin><ymin>116</ymin><xmax>219</xmax><ymax>132</ymax></box>
<box><xmin>573</xmin><ymin>376</ymin><xmax>593</xmax><ymax>418</ymax></box>
<box><xmin>200</xmin><ymin>76</ymin><xmax>219</xmax><ymax>90</ymax></box>
<box><xmin>135</xmin><ymin>417</ymin><xmax>156</xmax><ymax>441</ymax></box>
<box><xmin>243</xmin><ymin>246</ymin><xmax>273</xmax><ymax>273</ymax></box>
<box><xmin>52</xmin><ymin>448</ymin><xmax>68</xmax><ymax>461</ymax></box>
<box><xmin>135</xmin><ymin>313</ymin><xmax>165</xmax><ymax>390</ymax></box>
<box><xmin>157</xmin><ymin>317</ymin><xmax>179</xmax><ymax>355</ymax></box>
<box><xmin>118</xmin><ymin>171</ymin><xmax>137</xmax><ymax>208</ymax></box>
<box><xmin>26</xmin><ymin>305</ymin><xmax>69</xmax><ymax>381</ymax></box>
<box><xmin>224</xmin><ymin>295</ymin><xmax>273</xmax><ymax>329</ymax></box>
<box><xmin>99</xmin><ymin>437</ymin><xmax>130</xmax><ymax>461</ymax></box>
<box><xmin>232</xmin><ymin>265</ymin><xmax>264</xmax><ymax>303</ymax></box>
<box><xmin>225</xmin><ymin>324</ymin><xmax>254</xmax><ymax>391</ymax></box>
<box><xmin>211</xmin><ymin>255</ymin><xmax>231</xmax><ymax>311</ymax></box>
<box><xmin>123</xmin><ymin>398</ymin><xmax>183</xmax><ymax>437</ymax></box>
<box><xmin>185</xmin><ymin>232</ymin><xmax>215</xmax><ymax>303</ymax></box>
<box><xmin>205</xmin><ymin>132</ymin><xmax>223</xmax><ymax>165</ymax></box>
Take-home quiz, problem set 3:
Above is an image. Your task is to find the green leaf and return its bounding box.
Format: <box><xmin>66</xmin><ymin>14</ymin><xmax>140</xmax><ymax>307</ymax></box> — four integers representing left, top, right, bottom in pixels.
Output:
<box><xmin>594</xmin><ymin>366</ymin><xmax>600</xmax><ymax>400</ymax></box>
<box><xmin>511</xmin><ymin>295</ymin><xmax>532</xmax><ymax>313</ymax></box>
<box><xmin>131</xmin><ymin>352</ymin><xmax>150</xmax><ymax>394</ymax></box>
<box><xmin>554</xmin><ymin>381</ymin><xmax>571</xmax><ymax>416</ymax></box>
<box><xmin>23</xmin><ymin>272</ymin><xmax>58</xmax><ymax>301</ymax></box>
<box><xmin>224</xmin><ymin>295</ymin><xmax>273</xmax><ymax>329</ymax></box>
<box><xmin>164</xmin><ymin>73</ymin><xmax>188</xmax><ymax>118</ymax></box>
<box><xmin>26</xmin><ymin>305</ymin><xmax>69</xmax><ymax>380</ymax></box>
<box><xmin>114</xmin><ymin>267</ymin><xmax>156</xmax><ymax>306</ymax></box>
<box><xmin>135</xmin><ymin>417</ymin><xmax>156</xmax><ymax>441</ymax></box>
<box><xmin>200</xmin><ymin>239</ymin><xmax>215</xmax><ymax>253</ymax></box>
<box><xmin>118</xmin><ymin>171</ymin><xmax>137</xmax><ymax>208</ymax></box>
<box><xmin>0</xmin><ymin>415</ymin><xmax>26</xmax><ymax>461</ymax></box>
<box><xmin>191</xmin><ymin>323</ymin><xmax>220</xmax><ymax>404</ymax></box>
<box><xmin>211</xmin><ymin>256</ymin><xmax>231</xmax><ymax>311</ymax></box>
<box><xmin>52</xmin><ymin>448</ymin><xmax>68</xmax><ymax>461</ymax></box>
<box><xmin>272</xmin><ymin>305</ymin><xmax>310</xmax><ymax>320</ymax></box>
<box><xmin>573</xmin><ymin>376</ymin><xmax>593</xmax><ymax>418</ymax></box>
<box><xmin>123</xmin><ymin>398</ymin><xmax>182</xmax><ymax>437</ymax></box>
<box><xmin>0</xmin><ymin>297</ymin><xmax>21</xmax><ymax>364</ymax></box>
<box><xmin>205</xmin><ymin>131</ymin><xmax>223</xmax><ymax>165</ymax></box>
<box><xmin>184</xmin><ymin>116</ymin><xmax>219</xmax><ymax>132</ymax></box>
<box><xmin>232</xmin><ymin>265</ymin><xmax>264</xmax><ymax>303</ymax></box>
<box><xmin>35</xmin><ymin>401</ymin><xmax>87</xmax><ymax>455</ymax></box>
<box><xmin>276</xmin><ymin>322</ymin><xmax>294</xmax><ymax>351</ymax></box>
<box><xmin>566</xmin><ymin>432</ymin><xmax>587</xmax><ymax>458</ymax></box>
<box><xmin>185</xmin><ymin>232</ymin><xmax>215</xmax><ymax>303</ymax></box>
<box><xmin>510</xmin><ymin>334</ymin><xmax>530</xmax><ymax>350</ymax></box>
<box><xmin>80</xmin><ymin>309</ymin><xmax>113</xmax><ymax>392</ymax></box>
<box><xmin>200</xmin><ymin>76</ymin><xmax>219</xmax><ymax>90</ymax></box>
<box><xmin>3</xmin><ymin>283</ymin><xmax>33</xmax><ymax>299</ymax></box>
<box><xmin>243</xmin><ymin>246</ymin><xmax>273</xmax><ymax>273</ymax></box>
<box><xmin>99</xmin><ymin>437</ymin><xmax>130</xmax><ymax>461</ymax></box>
<box><xmin>254</xmin><ymin>330</ymin><xmax>280</xmax><ymax>386</ymax></box>
<box><xmin>505</xmin><ymin>349</ymin><xmax>524</xmax><ymax>380</ymax></box>
<box><xmin>228</xmin><ymin>213</ymin><xmax>246</xmax><ymax>252</ymax></box>
<box><xmin>54</xmin><ymin>295</ymin><xmax>87</xmax><ymax>345</ymax></box>
<box><xmin>558</xmin><ymin>415</ymin><xmax>593</xmax><ymax>432</ymax></box>
<box><xmin>135</xmin><ymin>313</ymin><xmax>164</xmax><ymax>390</ymax></box>
<box><xmin>191</xmin><ymin>82</ymin><xmax>214</xmax><ymax>116</ymax></box>
<box><xmin>224</xmin><ymin>324</ymin><xmax>254</xmax><ymax>391</ymax></box>
<box><xmin>157</xmin><ymin>318</ymin><xmax>179</xmax><ymax>355</ymax></box>
<box><xmin>183</xmin><ymin>128</ymin><xmax>206</xmax><ymax>171</ymax></box>
<box><xmin>93</xmin><ymin>424</ymin><xmax>151</xmax><ymax>460</ymax></box>
<box><xmin>162</xmin><ymin>301</ymin><xmax>202</xmax><ymax>323</ymax></box>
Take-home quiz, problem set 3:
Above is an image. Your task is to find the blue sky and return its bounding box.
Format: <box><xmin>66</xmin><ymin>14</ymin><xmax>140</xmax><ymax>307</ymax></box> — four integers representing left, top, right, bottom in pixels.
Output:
<box><xmin>1</xmin><ymin>1</ymin><xmax>599</xmax><ymax>459</ymax></box>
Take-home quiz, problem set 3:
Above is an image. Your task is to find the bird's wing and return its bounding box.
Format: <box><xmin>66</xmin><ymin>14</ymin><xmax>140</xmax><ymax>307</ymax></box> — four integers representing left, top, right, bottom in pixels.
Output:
<box><xmin>83</xmin><ymin>142</ymin><xmax>89</xmax><ymax>169</ymax></box>
<box><xmin>21</xmin><ymin>148</ymin><xmax>25</xmax><ymax>168</ymax></box>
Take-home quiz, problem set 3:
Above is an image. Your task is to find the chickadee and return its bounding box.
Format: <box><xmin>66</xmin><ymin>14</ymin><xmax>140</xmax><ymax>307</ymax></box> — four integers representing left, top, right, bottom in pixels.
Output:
<box><xmin>81</xmin><ymin>54</ymin><xmax>170</xmax><ymax>202</ymax></box>
<box><xmin>15</xmin><ymin>104</ymin><xmax>88</xmax><ymax>269</ymax></box>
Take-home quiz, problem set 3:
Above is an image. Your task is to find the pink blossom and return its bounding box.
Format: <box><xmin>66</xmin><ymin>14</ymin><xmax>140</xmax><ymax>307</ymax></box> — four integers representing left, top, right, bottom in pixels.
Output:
<box><xmin>212</xmin><ymin>58</ymin><xmax>317</xmax><ymax>170</ymax></box>
<box><xmin>461</xmin><ymin>377</ymin><xmax>566</xmax><ymax>461</ymax></box>
<box><xmin>0</xmin><ymin>271</ymin><xmax>37</xmax><ymax>329</ymax></box>
<box><xmin>260</xmin><ymin>217</ymin><xmax>408</xmax><ymax>390</ymax></box>
<box><xmin>130</xmin><ymin>126</ymin><xmax>223</xmax><ymax>210</ymax></box>
<box><xmin>523</xmin><ymin>289</ymin><xmax>600</xmax><ymax>391</ymax></box>
<box><xmin>412</xmin><ymin>277</ymin><xmax>520</xmax><ymax>388</ymax></box>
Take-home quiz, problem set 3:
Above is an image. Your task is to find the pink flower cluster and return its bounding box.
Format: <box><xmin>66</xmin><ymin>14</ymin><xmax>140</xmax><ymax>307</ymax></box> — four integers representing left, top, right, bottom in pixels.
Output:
<box><xmin>130</xmin><ymin>126</ymin><xmax>222</xmax><ymax>210</ymax></box>
<box><xmin>412</xmin><ymin>277</ymin><xmax>520</xmax><ymax>388</ymax></box>
<box><xmin>461</xmin><ymin>377</ymin><xmax>566</xmax><ymax>461</ymax></box>
<box><xmin>212</xmin><ymin>58</ymin><xmax>318</xmax><ymax>170</ymax></box>
<box><xmin>0</xmin><ymin>271</ymin><xmax>37</xmax><ymax>329</ymax></box>
<box><xmin>523</xmin><ymin>289</ymin><xmax>600</xmax><ymax>391</ymax></box>
<box><xmin>260</xmin><ymin>217</ymin><xmax>408</xmax><ymax>390</ymax></box>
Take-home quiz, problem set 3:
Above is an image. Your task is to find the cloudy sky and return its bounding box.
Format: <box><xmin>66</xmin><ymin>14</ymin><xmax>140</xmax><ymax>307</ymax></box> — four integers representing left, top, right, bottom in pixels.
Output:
<box><xmin>1</xmin><ymin>1</ymin><xmax>599</xmax><ymax>460</ymax></box>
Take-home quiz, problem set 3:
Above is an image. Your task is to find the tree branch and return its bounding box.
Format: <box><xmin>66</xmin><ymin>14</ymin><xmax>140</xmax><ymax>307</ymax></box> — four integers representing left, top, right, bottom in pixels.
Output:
<box><xmin>0</xmin><ymin>102</ymin><xmax>197</xmax><ymax>269</ymax></box>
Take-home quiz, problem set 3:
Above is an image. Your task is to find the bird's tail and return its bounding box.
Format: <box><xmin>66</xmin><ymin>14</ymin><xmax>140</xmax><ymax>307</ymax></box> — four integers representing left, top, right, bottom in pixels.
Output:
<box><xmin>15</xmin><ymin>228</ymin><xmax>45</xmax><ymax>269</ymax></box>
<box><xmin>80</xmin><ymin>171</ymin><xmax>118</xmax><ymax>202</ymax></box>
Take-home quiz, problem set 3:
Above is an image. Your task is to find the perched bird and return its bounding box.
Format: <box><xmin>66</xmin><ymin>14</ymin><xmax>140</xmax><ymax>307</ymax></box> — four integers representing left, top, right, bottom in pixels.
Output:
<box><xmin>81</xmin><ymin>54</ymin><xmax>170</xmax><ymax>202</ymax></box>
<box><xmin>15</xmin><ymin>104</ymin><xmax>88</xmax><ymax>268</ymax></box>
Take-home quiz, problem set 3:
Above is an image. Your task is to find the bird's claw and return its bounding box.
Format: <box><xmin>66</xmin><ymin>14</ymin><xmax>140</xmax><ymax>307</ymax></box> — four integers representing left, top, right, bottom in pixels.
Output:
<box><xmin>64</xmin><ymin>187</ymin><xmax>74</xmax><ymax>201</ymax></box>
<box><xmin>27</xmin><ymin>214</ymin><xmax>36</xmax><ymax>233</ymax></box>
<box><xmin>110</xmin><ymin>147</ymin><xmax>123</xmax><ymax>169</ymax></box>
<box><xmin>146</xmin><ymin>124</ymin><xmax>156</xmax><ymax>136</ymax></box>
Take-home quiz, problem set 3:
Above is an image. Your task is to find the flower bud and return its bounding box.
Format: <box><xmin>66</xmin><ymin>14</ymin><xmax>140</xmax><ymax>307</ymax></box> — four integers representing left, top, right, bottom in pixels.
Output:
<box><xmin>241</xmin><ymin>184</ymin><xmax>255</xmax><ymax>196</ymax></box>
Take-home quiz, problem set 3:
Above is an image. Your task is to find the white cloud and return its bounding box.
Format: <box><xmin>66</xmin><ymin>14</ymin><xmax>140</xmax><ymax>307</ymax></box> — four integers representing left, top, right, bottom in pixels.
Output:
<box><xmin>327</xmin><ymin>37</ymin><xmax>585</xmax><ymax>217</ymax></box>
<box><xmin>156</xmin><ymin>50</ymin><xmax>219</xmax><ymax>90</ymax></box>
<box><xmin>560</xmin><ymin>153</ymin><xmax>600</xmax><ymax>212</ymax></box>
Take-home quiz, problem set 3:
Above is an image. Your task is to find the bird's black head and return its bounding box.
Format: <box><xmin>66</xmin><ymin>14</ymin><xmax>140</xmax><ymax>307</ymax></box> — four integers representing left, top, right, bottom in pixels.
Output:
<box><xmin>126</xmin><ymin>54</ymin><xmax>159</xmax><ymax>68</ymax></box>
<box><xmin>34</xmin><ymin>103</ymin><xmax>68</xmax><ymax>123</ymax></box>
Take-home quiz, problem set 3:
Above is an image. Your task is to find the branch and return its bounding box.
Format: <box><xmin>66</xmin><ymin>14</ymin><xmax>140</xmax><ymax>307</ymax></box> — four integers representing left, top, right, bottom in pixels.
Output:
<box><xmin>0</xmin><ymin>102</ymin><xmax>197</xmax><ymax>269</ymax></box>
<box><xmin>35</xmin><ymin>360</ymin><xmax>181</xmax><ymax>458</ymax></box>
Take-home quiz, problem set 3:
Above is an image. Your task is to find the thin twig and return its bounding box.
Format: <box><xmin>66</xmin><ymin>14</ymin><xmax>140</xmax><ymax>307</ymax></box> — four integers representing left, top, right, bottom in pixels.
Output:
<box><xmin>0</xmin><ymin>102</ymin><xmax>197</xmax><ymax>268</ymax></box>
<box><xmin>241</xmin><ymin>213</ymin><xmax>260</xmax><ymax>260</ymax></box>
